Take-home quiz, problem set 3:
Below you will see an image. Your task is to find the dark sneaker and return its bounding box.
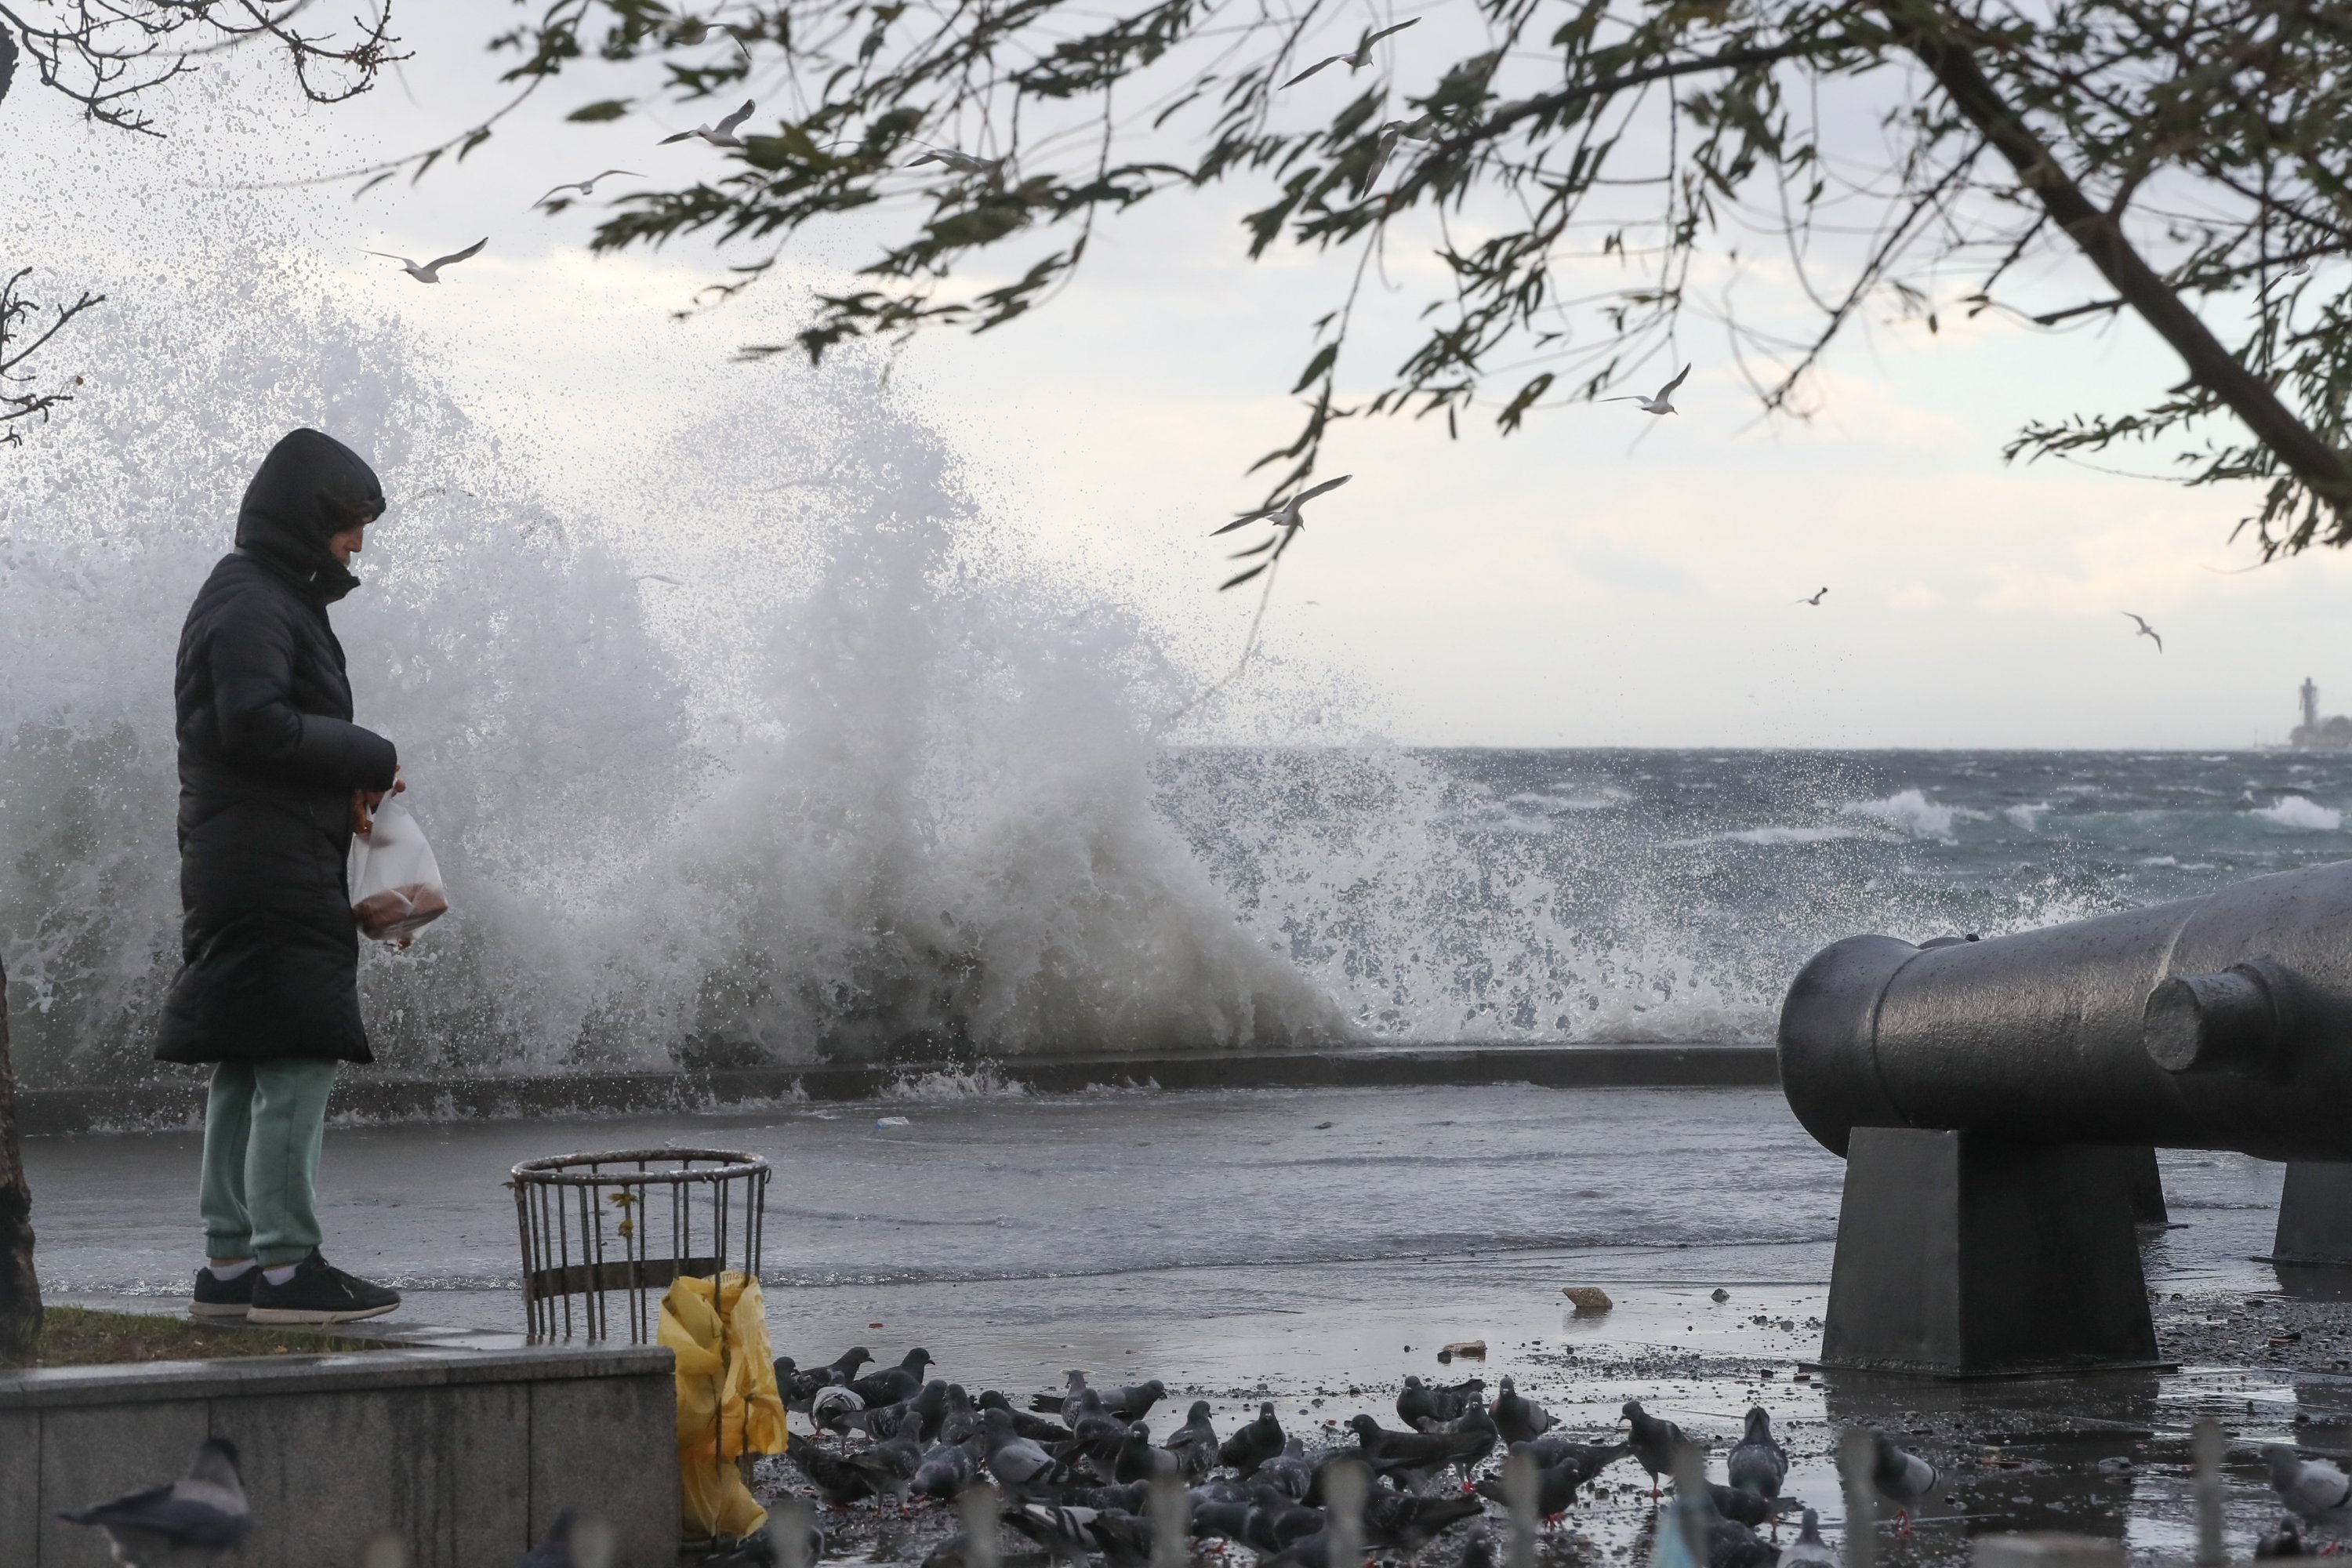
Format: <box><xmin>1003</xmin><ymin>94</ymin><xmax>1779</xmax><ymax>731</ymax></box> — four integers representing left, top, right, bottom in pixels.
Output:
<box><xmin>246</xmin><ymin>1251</ymin><xmax>401</xmax><ymax>1325</ymax></box>
<box><xmin>190</xmin><ymin>1266</ymin><xmax>256</xmax><ymax>1319</ymax></box>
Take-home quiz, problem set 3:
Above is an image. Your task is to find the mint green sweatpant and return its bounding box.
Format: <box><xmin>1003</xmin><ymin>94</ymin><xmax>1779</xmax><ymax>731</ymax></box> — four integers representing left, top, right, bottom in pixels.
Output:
<box><xmin>199</xmin><ymin>1059</ymin><xmax>339</xmax><ymax>1267</ymax></box>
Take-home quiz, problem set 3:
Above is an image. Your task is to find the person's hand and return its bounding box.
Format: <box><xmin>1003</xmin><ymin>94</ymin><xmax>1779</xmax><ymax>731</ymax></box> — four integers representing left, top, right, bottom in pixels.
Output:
<box><xmin>351</xmin><ymin>768</ymin><xmax>406</xmax><ymax>837</ymax></box>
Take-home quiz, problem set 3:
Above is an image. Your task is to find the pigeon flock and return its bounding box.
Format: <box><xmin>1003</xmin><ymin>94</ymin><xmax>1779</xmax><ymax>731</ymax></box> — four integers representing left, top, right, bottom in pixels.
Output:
<box><xmin>45</xmin><ymin>1345</ymin><xmax>2352</xmax><ymax>1563</ymax></box>
<box><xmin>759</xmin><ymin>1346</ymin><xmax>2005</xmax><ymax>1568</ymax></box>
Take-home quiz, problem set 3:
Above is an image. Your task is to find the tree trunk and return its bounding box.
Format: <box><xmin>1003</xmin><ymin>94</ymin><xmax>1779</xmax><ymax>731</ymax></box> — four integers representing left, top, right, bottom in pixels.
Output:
<box><xmin>0</xmin><ymin>953</ymin><xmax>39</xmax><ymax>1358</ymax></box>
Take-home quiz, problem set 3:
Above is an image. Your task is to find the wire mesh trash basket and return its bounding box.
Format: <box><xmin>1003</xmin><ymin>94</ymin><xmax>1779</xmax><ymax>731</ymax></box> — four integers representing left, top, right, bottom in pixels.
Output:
<box><xmin>511</xmin><ymin>1148</ymin><xmax>770</xmax><ymax>1341</ymax></box>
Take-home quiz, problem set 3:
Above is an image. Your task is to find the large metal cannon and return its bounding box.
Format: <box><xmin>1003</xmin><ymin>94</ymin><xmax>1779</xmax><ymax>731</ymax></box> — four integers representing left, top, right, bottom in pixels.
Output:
<box><xmin>1778</xmin><ymin>858</ymin><xmax>2352</xmax><ymax>1377</ymax></box>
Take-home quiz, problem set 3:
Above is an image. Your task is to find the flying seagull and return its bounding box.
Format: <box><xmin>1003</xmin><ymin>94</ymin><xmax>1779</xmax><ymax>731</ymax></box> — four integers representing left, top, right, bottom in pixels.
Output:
<box><xmin>2122</xmin><ymin>612</ymin><xmax>2163</xmax><ymax>653</ymax></box>
<box><xmin>58</xmin><ymin>1437</ymin><xmax>251</xmax><ymax>1565</ymax></box>
<box><xmin>2257</xmin><ymin>260</ymin><xmax>2314</xmax><ymax>299</ymax></box>
<box><xmin>535</xmin><ymin>169</ymin><xmax>644</xmax><ymax>206</ymax></box>
<box><xmin>1798</xmin><ymin>587</ymin><xmax>1828</xmax><ymax>606</ymax></box>
<box><xmin>1361</xmin><ymin>118</ymin><xmax>1434</xmax><ymax>194</ymax></box>
<box><xmin>1283</xmin><ymin>19</ymin><xmax>1421</xmax><ymax>87</ymax></box>
<box><xmin>1210</xmin><ymin>474</ymin><xmax>1352</xmax><ymax>536</ymax></box>
<box><xmin>1601</xmin><ymin>363</ymin><xmax>1691</xmax><ymax>416</ymax></box>
<box><xmin>365</xmin><ymin>238</ymin><xmax>488</xmax><ymax>282</ymax></box>
<box><xmin>659</xmin><ymin>100</ymin><xmax>757</xmax><ymax>148</ymax></box>
<box><xmin>906</xmin><ymin>145</ymin><xmax>1009</xmax><ymax>183</ymax></box>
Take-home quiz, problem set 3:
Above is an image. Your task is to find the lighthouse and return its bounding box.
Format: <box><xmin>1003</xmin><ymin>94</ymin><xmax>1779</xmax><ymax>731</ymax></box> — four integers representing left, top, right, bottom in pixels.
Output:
<box><xmin>2291</xmin><ymin>678</ymin><xmax>2352</xmax><ymax>747</ymax></box>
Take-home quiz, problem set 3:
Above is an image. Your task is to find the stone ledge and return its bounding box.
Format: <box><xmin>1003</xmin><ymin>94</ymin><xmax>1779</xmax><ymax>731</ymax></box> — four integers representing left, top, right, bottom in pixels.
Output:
<box><xmin>0</xmin><ymin>1337</ymin><xmax>680</xmax><ymax>1567</ymax></box>
<box><xmin>0</xmin><ymin>1342</ymin><xmax>673</xmax><ymax>1410</ymax></box>
<box><xmin>20</xmin><ymin>1042</ymin><xmax>1779</xmax><ymax>1134</ymax></box>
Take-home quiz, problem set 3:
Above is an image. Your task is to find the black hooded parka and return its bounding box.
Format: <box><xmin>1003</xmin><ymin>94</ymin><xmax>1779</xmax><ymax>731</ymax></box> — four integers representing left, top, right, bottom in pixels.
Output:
<box><xmin>157</xmin><ymin>429</ymin><xmax>400</xmax><ymax>1065</ymax></box>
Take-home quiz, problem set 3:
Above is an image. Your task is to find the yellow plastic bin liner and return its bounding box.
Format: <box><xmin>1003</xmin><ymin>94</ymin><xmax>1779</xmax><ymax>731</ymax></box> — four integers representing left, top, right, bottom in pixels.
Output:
<box><xmin>659</xmin><ymin>1271</ymin><xmax>788</xmax><ymax>1539</ymax></box>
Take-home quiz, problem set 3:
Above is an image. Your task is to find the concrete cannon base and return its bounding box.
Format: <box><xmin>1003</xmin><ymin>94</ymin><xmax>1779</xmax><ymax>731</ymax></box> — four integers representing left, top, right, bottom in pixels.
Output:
<box><xmin>2264</xmin><ymin>1161</ymin><xmax>2352</xmax><ymax>1267</ymax></box>
<box><xmin>1817</xmin><ymin>1127</ymin><xmax>2166</xmax><ymax>1378</ymax></box>
<box><xmin>0</xmin><ymin>1338</ymin><xmax>679</xmax><ymax>1568</ymax></box>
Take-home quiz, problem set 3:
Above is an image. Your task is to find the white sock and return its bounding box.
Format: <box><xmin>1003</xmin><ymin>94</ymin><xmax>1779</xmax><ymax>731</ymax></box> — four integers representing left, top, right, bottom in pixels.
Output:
<box><xmin>262</xmin><ymin>1264</ymin><xmax>299</xmax><ymax>1287</ymax></box>
<box><xmin>206</xmin><ymin>1260</ymin><xmax>256</xmax><ymax>1281</ymax></box>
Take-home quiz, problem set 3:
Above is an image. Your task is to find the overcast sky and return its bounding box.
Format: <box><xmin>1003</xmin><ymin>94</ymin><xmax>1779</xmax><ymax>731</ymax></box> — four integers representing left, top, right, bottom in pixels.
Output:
<box><xmin>9</xmin><ymin>0</ymin><xmax>2350</xmax><ymax>750</ymax></box>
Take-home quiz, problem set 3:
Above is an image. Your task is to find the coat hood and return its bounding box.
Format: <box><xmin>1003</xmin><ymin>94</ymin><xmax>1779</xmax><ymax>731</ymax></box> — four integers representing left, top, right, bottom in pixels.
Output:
<box><xmin>234</xmin><ymin>428</ymin><xmax>385</xmax><ymax>604</ymax></box>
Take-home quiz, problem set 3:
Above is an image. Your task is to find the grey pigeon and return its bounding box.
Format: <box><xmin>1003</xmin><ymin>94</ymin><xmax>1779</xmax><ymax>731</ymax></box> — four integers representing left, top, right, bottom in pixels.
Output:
<box><xmin>1030</xmin><ymin>1370</ymin><xmax>1089</xmax><ymax>1415</ymax></box>
<box><xmin>1192</xmin><ymin>1500</ymin><xmax>1254</xmax><ymax>1543</ymax></box>
<box><xmin>1710</xmin><ymin>1483</ymin><xmax>1788</xmax><ymax>1530</ymax></box>
<box><xmin>1245</xmin><ymin>1499</ymin><xmax>1329</xmax><ymax>1554</ymax></box>
<box><xmin>1005</xmin><ymin>1501</ymin><xmax>1100</xmax><ymax>1566</ymax></box>
<box><xmin>1363</xmin><ymin>1488</ymin><xmax>1483</xmax><ymax>1552</ymax></box>
<box><xmin>1397</xmin><ymin>1375</ymin><xmax>1440</xmax><ymax>1428</ymax></box>
<box><xmin>1689</xmin><ymin>1486</ymin><xmax>1777</xmax><ymax>1568</ymax></box>
<box><xmin>1777</xmin><ymin>1508</ymin><xmax>1837</xmax><ymax>1568</ymax></box>
<box><xmin>846</xmin><ymin>1436</ymin><xmax>924</xmax><ymax>1506</ymax></box>
<box><xmin>2259</xmin><ymin>1516</ymin><xmax>2307</xmax><ymax>1558</ymax></box>
<box><xmin>809</xmin><ymin>1385</ymin><xmax>866</xmax><ymax>1432</ymax></box>
<box><xmin>788</xmin><ymin>1442</ymin><xmax>881</xmax><ymax>1506</ymax></box>
<box><xmin>1112</xmin><ymin>1422</ymin><xmax>1167</xmax><ymax>1484</ymax></box>
<box><xmin>1868</xmin><ymin>1432</ymin><xmax>1939</xmax><ymax>1526</ymax></box>
<box><xmin>1259</xmin><ymin>1436</ymin><xmax>1313</xmax><ymax>1500</ymax></box>
<box><xmin>1346</xmin><ymin>1410</ymin><xmax>1493</xmax><ymax>1488</ymax></box>
<box><xmin>1163</xmin><ymin>1400</ymin><xmax>1220</xmax><ymax>1483</ymax></box>
<box><xmin>1475</xmin><ymin>1460</ymin><xmax>1586</xmax><ymax>1521</ymax></box>
<box><xmin>1087</xmin><ymin>1508</ymin><xmax>1156</xmax><ymax>1568</ymax></box>
<box><xmin>1515</xmin><ymin>1438</ymin><xmax>1628</xmax><ymax>1483</ymax></box>
<box><xmin>1055</xmin><ymin>1481</ymin><xmax>1149</xmax><ymax>1514</ymax></box>
<box><xmin>1729</xmin><ymin>1408</ymin><xmax>1790</xmax><ymax>1502</ymax></box>
<box><xmin>978</xmin><ymin>1389</ymin><xmax>1073</xmax><ymax>1444</ymax></box>
<box><xmin>778</xmin><ymin>1347</ymin><xmax>871</xmax><ymax>1412</ymax></box>
<box><xmin>695</xmin><ymin>1511</ymin><xmax>824</xmax><ymax>1567</ymax></box>
<box><xmin>850</xmin><ymin>1348</ymin><xmax>934</xmax><ymax>1407</ymax></box>
<box><xmin>56</xmin><ymin>1437</ymin><xmax>250</xmax><ymax>1566</ymax></box>
<box><xmin>983</xmin><ymin>1407</ymin><xmax>1062</xmax><ymax>1492</ymax></box>
<box><xmin>935</xmin><ymin>1383</ymin><xmax>981</xmax><ymax>1447</ymax></box>
<box><xmin>912</xmin><ymin>1439</ymin><xmax>980</xmax><ymax>1501</ymax></box>
<box><xmin>2267</xmin><ymin>1446</ymin><xmax>2352</xmax><ymax>1532</ymax></box>
<box><xmin>1620</xmin><ymin>1401</ymin><xmax>1695</xmax><ymax>1499</ymax></box>
<box><xmin>1490</xmin><ymin>1376</ymin><xmax>1557</xmax><ymax>1445</ymax></box>
<box><xmin>1220</xmin><ymin>1401</ymin><xmax>1286</xmax><ymax>1475</ymax></box>
<box><xmin>1099</xmin><ymin>1379</ymin><xmax>1167</xmax><ymax>1421</ymax></box>
<box><xmin>1413</xmin><ymin>1376</ymin><xmax>1486</xmax><ymax>1427</ymax></box>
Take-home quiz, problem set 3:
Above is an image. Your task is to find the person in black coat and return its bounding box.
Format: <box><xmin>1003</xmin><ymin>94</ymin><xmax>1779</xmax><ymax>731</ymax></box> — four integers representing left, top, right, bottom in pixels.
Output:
<box><xmin>162</xmin><ymin>428</ymin><xmax>405</xmax><ymax>1325</ymax></box>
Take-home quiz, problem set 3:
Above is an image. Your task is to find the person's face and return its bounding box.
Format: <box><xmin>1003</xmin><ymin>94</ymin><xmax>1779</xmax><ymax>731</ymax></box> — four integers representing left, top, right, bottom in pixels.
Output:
<box><xmin>327</xmin><ymin>517</ymin><xmax>372</xmax><ymax>565</ymax></box>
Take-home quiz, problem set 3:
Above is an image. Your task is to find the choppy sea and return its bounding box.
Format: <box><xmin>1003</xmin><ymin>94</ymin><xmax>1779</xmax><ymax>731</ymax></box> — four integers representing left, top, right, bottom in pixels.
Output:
<box><xmin>1161</xmin><ymin>746</ymin><xmax>2352</xmax><ymax>1046</ymax></box>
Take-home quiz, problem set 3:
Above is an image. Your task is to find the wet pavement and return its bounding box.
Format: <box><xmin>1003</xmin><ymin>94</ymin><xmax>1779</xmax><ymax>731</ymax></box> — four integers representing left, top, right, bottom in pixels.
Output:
<box><xmin>23</xmin><ymin>1083</ymin><xmax>2351</xmax><ymax>1564</ymax></box>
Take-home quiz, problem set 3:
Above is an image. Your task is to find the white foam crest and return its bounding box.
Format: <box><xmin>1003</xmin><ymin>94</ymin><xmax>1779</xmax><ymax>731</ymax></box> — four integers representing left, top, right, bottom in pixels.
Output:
<box><xmin>880</xmin><ymin>1068</ymin><xmax>1030</xmax><ymax>1102</ymax></box>
<box><xmin>2248</xmin><ymin>795</ymin><xmax>2343</xmax><ymax>831</ymax></box>
<box><xmin>1839</xmin><ymin>789</ymin><xmax>1988</xmax><ymax>842</ymax></box>
<box><xmin>2004</xmin><ymin>802</ymin><xmax>2053</xmax><ymax>831</ymax></box>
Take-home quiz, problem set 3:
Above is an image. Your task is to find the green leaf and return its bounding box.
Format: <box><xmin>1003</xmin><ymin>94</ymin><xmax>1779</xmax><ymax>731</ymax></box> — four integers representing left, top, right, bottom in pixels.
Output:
<box><xmin>567</xmin><ymin>99</ymin><xmax>635</xmax><ymax>122</ymax></box>
<box><xmin>1290</xmin><ymin>343</ymin><xmax>1338</xmax><ymax>394</ymax></box>
<box><xmin>1220</xmin><ymin>562</ymin><xmax>1270</xmax><ymax>591</ymax></box>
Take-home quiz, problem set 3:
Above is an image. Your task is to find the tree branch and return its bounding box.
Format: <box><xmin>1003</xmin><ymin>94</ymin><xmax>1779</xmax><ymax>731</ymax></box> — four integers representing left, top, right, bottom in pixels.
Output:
<box><xmin>1882</xmin><ymin>0</ymin><xmax>2352</xmax><ymax>530</ymax></box>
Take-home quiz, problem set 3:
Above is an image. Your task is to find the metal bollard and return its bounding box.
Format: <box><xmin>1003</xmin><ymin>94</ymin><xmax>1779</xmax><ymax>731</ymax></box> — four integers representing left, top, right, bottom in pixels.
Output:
<box><xmin>1504</xmin><ymin>1448</ymin><xmax>1540</xmax><ymax>1568</ymax></box>
<box><xmin>2194</xmin><ymin>1420</ymin><xmax>2227</xmax><ymax>1568</ymax></box>
<box><xmin>962</xmin><ymin>1482</ymin><xmax>1000</xmax><ymax>1568</ymax></box>
<box><xmin>1839</xmin><ymin>1430</ymin><xmax>1878</xmax><ymax>1568</ymax></box>
<box><xmin>1151</xmin><ymin>1470</ymin><xmax>1191</xmax><ymax>1568</ymax></box>
<box><xmin>1325</xmin><ymin>1457</ymin><xmax>1367</xmax><ymax>1568</ymax></box>
<box><xmin>1671</xmin><ymin>1446</ymin><xmax>1711</xmax><ymax>1567</ymax></box>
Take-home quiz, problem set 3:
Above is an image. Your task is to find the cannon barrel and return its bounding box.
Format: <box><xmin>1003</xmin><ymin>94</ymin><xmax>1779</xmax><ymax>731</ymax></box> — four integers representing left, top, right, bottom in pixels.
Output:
<box><xmin>1778</xmin><ymin>858</ymin><xmax>2352</xmax><ymax>1165</ymax></box>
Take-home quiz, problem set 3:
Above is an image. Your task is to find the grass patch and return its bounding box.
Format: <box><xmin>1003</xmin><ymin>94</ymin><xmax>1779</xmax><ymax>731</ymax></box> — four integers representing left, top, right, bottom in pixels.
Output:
<box><xmin>7</xmin><ymin>1305</ymin><xmax>350</xmax><ymax>1369</ymax></box>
